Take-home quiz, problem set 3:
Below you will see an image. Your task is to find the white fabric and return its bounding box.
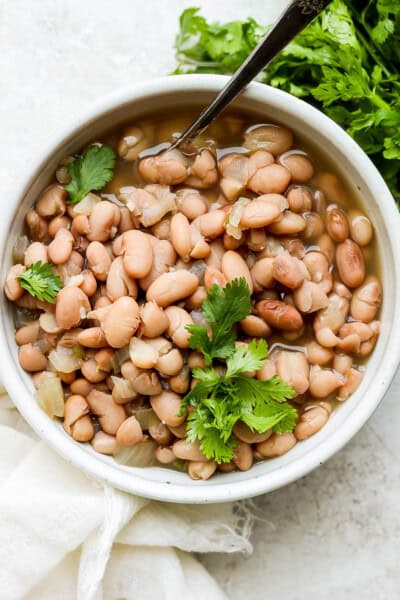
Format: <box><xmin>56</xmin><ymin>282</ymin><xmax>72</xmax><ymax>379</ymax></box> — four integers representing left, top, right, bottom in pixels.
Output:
<box><xmin>0</xmin><ymin>389</ymin><xmax>253</xmax><ymax>600</ymax></box>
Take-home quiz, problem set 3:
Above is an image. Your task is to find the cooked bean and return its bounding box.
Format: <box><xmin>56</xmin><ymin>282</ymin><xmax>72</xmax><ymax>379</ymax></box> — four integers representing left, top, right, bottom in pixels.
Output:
<box><xmin>219</xmin><ymin>153</ymin><xmax>249</xmax><ymax>201</ymax></box>
<box><xmin>188</xmin><ymin>460</ymin><xmax>217</xmax><ymax>480</ymax></box>
<box><xmin>257</xmin><ymin>300</ymin><xmax>303</xmax><ymax>331</ymax></box>
<box><xmin>276</xmin><ymin>351</ymin><xmax>309</xmax><ymax>395</ymax></box>
<box><xmin>63</xmin><ymin>394</ymin><xmax>89</xmax><ymax>435</ymax></box>
<box><xmin>188</xmin><ymin>351</ymin><xmax>206</xmax><ymax>369</ymax></box>
<box><xmin>248</xmin><ymin>163</ymin><xmax>291</xmax><ymax>195</ymax></box>
<box><xmin>314</xmin><ymin>293</ymin><xmax>349</xmax><ymax>347</ymax></box>
<box><xmin>55</xmin><ymin>286</ymin><xmax>90</xmax><ymax>330</ymax></box>
<box><xmin>26</xmin><ymin>209</ymin><xmax>48</xmax><ymax>242</ymax></box>
<box><xmin>240</xmin><ymin>195</ymin><xmax>282</xmax><ymax>229</ymax></box>
<box><xmin>19</xmin><ymin>344</ymin><xmax>47</xmax><ymax>372</ymax></box>
<box><xmin>106</xmin><ymin>257</ymin><xmax>138</xmax><ymax>301</ymax></box>
<box><xmin>36</xmin><ymin>185</ymin><xmax>67</xmax><ymax>217</ymax></box>
<box><xmin>233</xmin><ymin>440</ymin><xmax>254</xmax><ymax>471</ymax></box>
<box><xmin>170</xmin><ymin>213</ymin><xmax>192</xmax><ymax>261</ymax></box>
<box><xmin>149</xmin><ymin>421</ymin><xmax>173</xmax><ymax>445</ymax></box>
<box><xmin>176</xmin><ymin>189</ymin><xmax>208</xmax><ymax>220</ymax></box>
<box><xmin>87</xmin><ymin>201</ymin><xmax>120</xmax><ymax>242</ymax></box>
<box><xmin>268</xmin><ymin>211</ymin><xmax>306</xmax><ymax>235</ymax></box>
<box><xmin>306</xmin><ymin>341</ymin><xmax>334</xmax><ymax>366</ymax></box>
<box><xmin>247</xmin><ymin>229</ymin><xmax>267</xmax><ymax>252</ymax></box>
<box><xmin>92</xmin><ymin>431</ymin><xmax>119</xmax><ymax>455</ymax></box>
<box><xmin>294</xmin><ymin>280</ymin><xmax>328</xmax><ymax>313</ymax></box>
<box><xmin>139</xmin><ymin>238</ymin><xmax>177</xmax><ymax>291</ymax></box>
<box><xmin>256</xmin><ymin>432</ymin><xmax>296</xmax><ymax>457</ymax></box>
<box><xmin>164</xmin><ymin>306</ymin><xmax>193</xmax><ymax>348</ymax></box>
<box><xmin>116</xmin><ymin>416</ymin><xmax>143</xmax><ymax>447</ymax></box>
<box><xmin>286</xmin><ymin>186</ymin><xmax>313</xmax><ymax>213</ymax></box>
<box><xmin>118</xmin><ymin>125</ymin><xmax>149</xmax><ymax>160</ymax></box>
<box><xmin>348</xmin><ymin>210</ymin><xmax>373</xmax><ymax>246</ymax></box>
<box><xmin>81</xmin><ymin>359</ymin><xmax>108</xmax><ymax>383</ymax></box>
<box><xmin>272</xmin><ymin>251</ymin><xmax>309</xmax><ymax>289</ymax></box>
<box><xmin>337</xmin><ymin>368</ymin><xmax>363</xmax><ymax>401</ymax></box>
<box><xmin>139</xmin><ymin>150</ymin><xmax>188</xmax><ymax>185</ymax></box>
<box><xmin>155</xmin><ymin>446</ymin><xmax>176</xmax><ymax>464</ymax></box>
<box><xmin>302</xmin><ymin>212</ymin><xmax>325</xmax><ymax>240</ymax></box>
<box><xmin>86</xmin><ymin>241</ymin><xmax>112</xmax><ymax>282</ymax></box>
<box><xmin>48</xmin><ymin>228</ymin><xmax>74</xmax><ymax>265</ymax></box>
<box><xmin>350</xmin><ymin>276</ymin><xmax>381</xmax><ymax>322</ymax></box>
<box><xmin>169</xmin><ymin>366</ymin><xmax>190</xmax><ymax>394</ymax></box>
<box><xmin>91</xmin><ymin>296</ymin><xmax>140</xmax><ymax>348</ymax></box>
<box><xmin>118</xmin><ymin>230</ymin><xmax>153</xmax><ymax>278</ymax></box>
<box><xmin>204</xmin><ymin>266</ymin><xmax>227</xmax><ymax>290</ymax></box>
<box><xmin>240</xmin><ymin>315</ymin><xmax>271</xmax><ymax>338</ymax></box>
<box><xmin>244</xmin><ymin>124</ymin><xmax>293</xmax><ymax>155</ymax></box>
<box><xmin>94</xmin><ymin>348</ymin><xmax>115</xmax><ymax>372</ymax></box>
<box><xmin>146</xmin><ymin>270</ymin><xmax>198</xmax><ymax>307</ymax></box>
<box><xmin>233</xmin><ymin>421</ymin><xmax>272</xmax><ymax>444</ymax></box>
<box><xmin>294</xmin><ymin>406</ymin><xmax>329</xmax><ymax>440</ymax></box>
<box><xmin>140</xmin><ymin>301</ymin><xmax>169</xmax><ymax>338</ymax></box>
<box><xmin>326</xmin><ymin>206</ymin><xmax>349</xmax><ymax>242</ymax></box>
<box><xmin>87</xmin><ymin>390</ymin><xmax>126</xmax><ymax>435</ymax></box>
<box><xmin>303</xmin><ymin>251</ymin><xmax>332</xmax><ymax>294</ymax></box>
<box><xmin>172</xmin><ymin>439</ymin><xmax>207</xmax><ymax>462</ymax></box>
<box><xmin>279</xmin><ymin>152</ymin><xmax>314</xmax><ymax>183</ymax></box>
<box><xmin>250</xmin><ymin>257</ymin><xmax>274</xmax><ymax>291</ymax></box>
<box><xmin>15</xmin><ymin>321</ymin><xmax>40</xmax><ymax>346</ymax></box>
<box><xmin>70</xmin><ymin>378</ymin><xmax>94</xmax><ymax>397</ymax></box>
<box><xmin>333</xmin><ymin>353</ymin><xmax>353</xmax><ymax>375</ymax></box>
<box><xmin>199</xmin><ymin>209</ymin><xmax>226</xmax><ymax>239</ymax></box>
<box><xmin>69</xmin><ymin>416</ymin><xmax>94</xmax><ymax>442</ymax></box>
<box><xmin>221</xmin><ymin>250</ymin><xmax>254</xmax><ymax>293</ymax></box>
<box><xmin>150</xmin><ymin>391</ymin><xmax>186</xmax><ymax>427</ymax></box>
<box><xmin>77</xmin><ymin>327</ymin><xmax>107</xmax><ymax>348</ymax></box>
<box><xmin>309</xmin><ymin>365</ymin><xmax>344</xmax><ymax>397</ymax></box>
<box><xmin>121</xmin><ymin>361</ymin><xmax>162</xmax><ymax>395</ymax></box>
<box><xmin>336</xmin><ymin>239</ymin><xmax>365</xmax><ymax>288</ymax></box>
<box><xmin>316</xmin><ymin>233</ymin><xmax>335</xmax><ymax>263</ymax></box>
<box><xmin>78</xmin><ymin>270</ymin><xmax>97</xmax><ymax>298</ymax></box>
<box><xmin>129</xmin><ymin>337</ymin><xmax>159</xmax><ymax>369</ymax></box>
<box><xmin>186</xmin><ymin>149</ymin><xmax>218</xmax><ymax>189</ymax></box>
<box><xmin>185</xmin><ymin>285</ymin><xmax>207</xmax><ymax>310</ymax></box>
<box><xmin>24</xmin><ymin>242</ymin><xmax>48</xmax><ymax>267</ymax></box>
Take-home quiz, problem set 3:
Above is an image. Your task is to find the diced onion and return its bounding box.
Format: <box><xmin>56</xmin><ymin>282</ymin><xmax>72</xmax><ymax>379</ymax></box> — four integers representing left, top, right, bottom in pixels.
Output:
<box><xmin>134</xmin><ymin>408</ymin><xmax>160</xmax><ymax>431</ymax></box>
<box><xmin>12</xmin><ymin>236</ymin><xmax>30</xmax><ymax>263</ymax></box>
<box><xmin>49</xmin><ymin>346</ymin><xmax>81</xmax><ymax>373</ymax></box>
<box><xmin>114</xmin><ymin>440</ymin><xmax>157</xmax><ymax>467</ymax></box>
<box><xmin>35</xmin><ymin>373</ymin><xmax>64</xmax><ymax>418</ymax></box>
<box><xmin>110</xmin><ymin>376</ymin><xmax>136</xmax><ymax>400</ymax></box>
<box><xmin>189</xmin><ymin>260</ymin><xmax>206</xmax><ymax>280</ymax></box>
<box><xmin>70</xmin><ymin>192</ymin><xmax>101</xmax><ymax>216</ymax></box>
<box><xmin>226</xmin><ymin>197</ymin><xmax>249</xmax><ymax>239</ymax></box>
<box><xmin>39</xmin><ymin>313</ymin><xmax>63</xmax><ymax>334</ymax></box>
<box><xmin>116</xmin><ymin>345</ymin><xmax>130</xmax><ymax>367</ymax></box>
<box><xmin>65</xmin><ymin>274</ymin><xmax>84</xmax><ymax>287</ymax></box>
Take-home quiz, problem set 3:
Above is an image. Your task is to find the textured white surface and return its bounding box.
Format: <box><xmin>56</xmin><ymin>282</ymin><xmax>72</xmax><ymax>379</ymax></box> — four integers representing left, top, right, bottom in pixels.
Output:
<box><xmin>1</xmin><ymin>0</ymin><xmax>400</xmax><ymax>598</ymax></box>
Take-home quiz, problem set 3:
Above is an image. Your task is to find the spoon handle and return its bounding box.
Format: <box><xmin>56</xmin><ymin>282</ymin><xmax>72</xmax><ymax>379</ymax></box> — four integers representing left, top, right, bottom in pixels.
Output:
<box><xmin>171</xmin><ymin>0</ymin><xmax>332</xmax><ymax>149</ymax></box>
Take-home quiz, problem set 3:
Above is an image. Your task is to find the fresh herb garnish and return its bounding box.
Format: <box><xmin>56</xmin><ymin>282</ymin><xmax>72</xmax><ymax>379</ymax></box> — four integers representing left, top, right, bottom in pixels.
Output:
<box><xmin>174</xmin><ymin>1</ymin><xmax>400</xmax><ymax>199</ymax></box>
<box><xmin>182</xmin><ymin>278</ymin><xmax>297</xmax><ymax>463</ymax></box>
<box><xmin>65</xmin><ymin>145</ymin><xmax>116</xmax><ymax>204</ymax></box>
<box><xmin>17</xmin><ymin>261</ymin><xmax>62</xmax><ymax>303</ymax></box>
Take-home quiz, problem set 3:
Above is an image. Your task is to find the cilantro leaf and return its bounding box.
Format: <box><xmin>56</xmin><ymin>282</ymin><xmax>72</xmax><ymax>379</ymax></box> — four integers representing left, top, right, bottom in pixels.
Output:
<box><xmin>226</xmin><ymin>339</ymin><xmax>268</xmax><ymax>378</ymax></box>
<box><xmin>187</xmin><ymin>277</ymin><xmax>251</xmax><ymax>365</ymax></box>
<box><xmin>65</xmin><ymin>145</ymin><xmax>116</xmax><ymax>204</ymax></box>
<box><xmin>17</xmin><ymin>261</ymin><xmax>62</xmax><ymax>303</ymax></box>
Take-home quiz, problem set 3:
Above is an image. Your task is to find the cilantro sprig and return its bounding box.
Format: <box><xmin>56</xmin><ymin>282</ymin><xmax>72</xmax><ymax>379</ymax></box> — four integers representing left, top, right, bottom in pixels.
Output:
<box><xmin>182</xmin><ymin>279</ymin><xmax>297</xmax><ymax>463</ymax></box>
<box><xmin>174</xmin><ymin>1</ymin><xmax>400</xmax><ymax>199</ymax></box>
<box><xmin>17</xmin><ymin>261</ymin><xmax>62</xmax><ymax>303</ymax></box>
<box><xmin>65</xmin><ymin>145</ymin><xmax>116</xmax><ymax>204</ymax></box>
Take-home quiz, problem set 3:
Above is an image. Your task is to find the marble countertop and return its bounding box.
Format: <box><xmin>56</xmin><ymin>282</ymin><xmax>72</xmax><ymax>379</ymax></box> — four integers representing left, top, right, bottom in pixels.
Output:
<box><xmin>1</xmin><ymin>1</ymin><xmax>399</xmax><ymax>597</ymax></box>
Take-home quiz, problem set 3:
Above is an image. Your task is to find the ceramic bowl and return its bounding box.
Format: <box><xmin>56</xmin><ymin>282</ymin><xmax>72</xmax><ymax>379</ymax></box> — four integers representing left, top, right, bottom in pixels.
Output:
<box><xmin>1</xmin><ymin>75</ymin><xmax>400</xmax><ymax>503</ymax></box>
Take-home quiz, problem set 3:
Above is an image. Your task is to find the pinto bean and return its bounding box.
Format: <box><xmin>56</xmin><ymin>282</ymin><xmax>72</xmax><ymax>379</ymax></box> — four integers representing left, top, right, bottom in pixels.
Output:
<box><xmin>176</xmin><ymin>189</ymin><xmax>208</xmax><ymax>220</ymax></box>
<box><xmin>63</xmin><ymin>394</ymin><xmax>89</xmax><ymax>435</ymax></box>
<box><xmin>350</xmin><ymin>276</ymin><xmax>381</xmax><ymax>322</ymax></box>
<box><xmin>313</xmin><ymin>293</ymin><xmax>349</xmax><ymax>347</ymax></box>
<box><xmin>170</xmin><ymin>213</ymin><xmax>192</xmax><ymax>261</ymax></box>
<box><xmin>24</xmin><ymin>242</ymin><xmax>48</xmax><ymax>267</ymax></box>
<box><xmin>172</xmin><ymin>439</ymin><xmax>207</xmax><ymax>462</ymax></box>
<box><xmin>70</xmin><ymin>378</ymin><xmax>94</xmax><ymax>397</ymax></box>
<box><xmin>87</xmin><ymin>201</ymin><xmax>120</xmax><ymax>242</ymax></box>
<box><xmin>333</xmin><ymin>353</ymin><xmax>353</xmax><ymax>375</ymax></box>
<box><xmin>276</xmin><ymin>351</ymin><xmax>309</xmax><ymax>395</ymax></box>
<box><xmin>86</xmin><ymin>241</ymin><xmax>112</xmax><ymax>282</ymax></box>
<box><xmin>150</xmin><ymin>391</ymin><xmax>186</xmax><ymax>427</ymax></box>
<box><xmin>326</xmin><ymin>206</ymin><xmax>349</xmax><ymax>242</ymax></box>
<box><xmin>81</xmin><ymin>359</ymin><xmax>108</xmax><ymax>383</ymax></box>
<box><xmin>233</xmin><ymin>440</ymin><xmax>253</xmax><ymax>471</ymax></box>
<box><xmin>240</xmin><ymin>315</ymin><xmax>271</xmax><ymax>338</ymax></box>
<box><xmin>155</xmin><ymin>446</ymin><xmax>175</xmax><ymax>464</ymax></box>
<box><xmin>129</xmin><ymin>337</ymin><xmax>159</xmax><ymax>369</ymax></box>
<box><xmin>90</xmin><ymin>296</ymin><xmax>140</xmax><ymax>348</ymax></box>
<box><xmin>139</xmin><ymin>150</ymin><xmax>189</xmax><ymax>185</ymax></box>
<box><xmin>309</xmin><ymin>365</ymin><xmax>344</xmax><ymax>397</ymax></box>
<box><xmin>15</xmin><ymin>320</ymin><xmax>40</xmax><ymax>346</ymax></box>
<box><xmin>149</xmin><ymin>421</ymin><xmax>173</xmax><ymax>446</ymax></box>
<box><xmin>188</xmin><ymin>460</ymin><xmax>217</xmax><ymax>480</ymax></box>
<box><xmin>48</xmin><ymin>228</ymin><xmax>74</xmax><ymax>264</ymax></box>
<box><xmin>76</xmin><ymin>327</ymin><xmax>106</xmax><ymax>348</ymax></box>
<box><xmin>305</xmin><ymin>341</ymin><xmax>334</xmax><ymax>366</ymax></box>
<box><xmin>26</xmin><ymin>209</ymin><xmax>48</xmax><ymax>242</ymax></box>
<box><xmin>199</xmin><ymin>209</ymin><xmax>226</xmax><ymax>239</ymax></box>
<box><xmin>92</xmin><ymin>431</ymin><xmax>119</xmax><ymax>455</ymax></box>
<box><xmin>246</xmin><ymin>229</ymin><xmax>266</xmax><ymax>252</ymax></box>
<box><xmin>257</xmin><ymin>300</ymin><xmax>303</xmax><ymax>331</ymax></box>
<box><xmin>117</xmin><ymin>230</ymin><xmax>153</xmax><ymax>278</ymax></box>
<box><xmin>268</xmin><ymin>211</ymin><xmax>306</xmax><ymax>235</ymax></box>
<box><xmin>240</xmin><ymin>196</ymin><xmax>282</xmax><ymax>229</ymax></box>
<box><xmin>118</xmin><ymin>124</ymin><xmax>150</xmax><ymax>160</ymax></box>
<box><xmin>244</xmin><ymin>124</ymin><xmax>293</xmax><ymax>155</ymax></box>
<box><xmin>165</xmin><ymin>306</ymin><xmax>193</xmax><ymax>348</ymax></box>
<box><xmin>116</xmin><ymin>416</ymin><xmax>143</xmax><ymax>446</ymax></box>
<box><xmin>219</xmin><ymin>153</ymin><xmax>250</xmax><ymax>201</ymax></box>
<box><xmin>79</xmin><ymin>270</ymin><xmax>97</xmax><ymax>297</ymax></box>
<box><xmin>279</xmin><ymin>152</ymin><xmax>314</xmax><ymax>183</ymax></box>
<box><xmin>204</xmin><ymin>266</ymin><xmax>227</xmax><ymax>291</ymax></box>
<box><xmin>337</xmin><ymin>368</ymin><xmax>363</xmax><ymax>401</ymax></box>
<box><xmin>272</xmin><ymin>251</ymin><xmax>309</xmax><ymax>289</ymax></box>
<box><xmin>302</xmin><ymin>212</ymin><xmax>325</xmax><ymax>240</ymax></box>
<box><xmin>87</xmin><ymin>390</ymin><xmax>126</xmax><ymax>435</ymax></box>
<box><xmin>140</xmin><ymin>301</ymin><xmax>169</xmax><ymax>338</ymax></box>
<box><xmin>121</xmin><ymin>361</ymin><xmax>162</xmax><ymax>396</ymax></box>
<box><xmin>139</xmin><ymin>238</ymin><xmax>177</xmax><ymax>291</ymax></box>
<box><xmin>56</xmin><ymin>286</ymin><xmax>90</xmax><ymax>330</ymax></box>
<box><xmin>169</xmin><ymin>366</ymin><xmax>190</xmax><ymax>394</ymax></box>
<box><xmin>336</xmin><ymin>239</ymin><xmax>365</xmax><ymax>288</ymax></box>
<box><xmin>221</xmin><ymin>250</ymin><xmax>253</xmax><ymax>293</ymax></box>
<box><xmin>256</xmin><ymin>432</ymin><xmax>296</xmax><ymax>458</ymax></box>
<box><xmin>286</xmin><ymin>186</ymin><xmax>313</xmax><ymax>213</ymax></box>
<box><xmin>70</xmin><ymin>416</ymin><xmax>94</xmax><ymax>442</ymax></box>
<box><xmin>233</xmin><ymin>421</ymin><xmax>272</xmax><ymax>444</ymax></box>
<box><xmin>294</xmin><ymin>406</ymin><xmax>329</xmax><ymax>440</ymax></box>
<box><xmin>186</xmin><ymin>149</ymin><xmax>218</xmax><ymax>189</ymax></box>
<box><xmin>248</xmin><ymin>163</ymin><xmax>291</xmax><ymax>195</ymax></box>
<box><xmin>185</xmin><ymin>286</ymin><xmax>207</xmax><ymax>310</ymax></box>
<box><xmin>250</xmin><ymin>257</ymin><xmax>274</xmax><ymax>291</ymax></box>
<box><xmin>19</xmin><ymin>343</ymin><xmax>47</xmax><ymax>372</ymax></box>
<box><xmin>303</xmin><ymin>251</ymin><xmax>332</xmax><ymax>294</ymax></box>
<box><xmin>294</xmin><ymin>280</ymin><xmax>328</xmax><ymax>313</ymax></box>
<box><xmin>146</xmin><ymin>270</ymin><xmax>198</xmax><ymax>307</ymax></box>
<box><xmin>348</xmin><ymin>210</ymin><xmax>373</xmax><ymax>246</ymax></box>
<box><xmin>106</xmin><ymin>257</ymin><xmax>138</xmax><ymax>301</ymax></box>
<box><xmin>36</xmin><ymin>185</ymin><xmax>67</xmax><ymax>217</ymax></box>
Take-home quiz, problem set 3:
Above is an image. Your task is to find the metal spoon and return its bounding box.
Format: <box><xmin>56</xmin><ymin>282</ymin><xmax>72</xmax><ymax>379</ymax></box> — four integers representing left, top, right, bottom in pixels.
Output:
<box><xmin>170</xmin><ymin>0</ymin><xmax>332</xmax><ymax>150</ymax></box>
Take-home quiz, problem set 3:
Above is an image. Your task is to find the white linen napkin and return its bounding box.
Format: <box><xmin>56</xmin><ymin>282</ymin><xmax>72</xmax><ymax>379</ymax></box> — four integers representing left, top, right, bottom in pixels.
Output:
<box><xmin>0</xmin><ymin>388</ymin><xmax>253</xmax><ymax>600</ymax></box>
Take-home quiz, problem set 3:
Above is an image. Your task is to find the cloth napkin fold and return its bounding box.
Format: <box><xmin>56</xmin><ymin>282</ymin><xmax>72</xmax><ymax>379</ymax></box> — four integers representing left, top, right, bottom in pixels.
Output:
<box><xmin>0</xmin><ymin>389</ymin><xmax>253</xmax><ymax>600</ymax></box>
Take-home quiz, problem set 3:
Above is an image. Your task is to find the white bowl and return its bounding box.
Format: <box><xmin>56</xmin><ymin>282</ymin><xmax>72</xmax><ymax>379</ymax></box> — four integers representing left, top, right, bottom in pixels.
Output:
<box><xmin>1</xmin><ymin>75</ymin><xmax>400</xmax><ymax>503</ymax></box>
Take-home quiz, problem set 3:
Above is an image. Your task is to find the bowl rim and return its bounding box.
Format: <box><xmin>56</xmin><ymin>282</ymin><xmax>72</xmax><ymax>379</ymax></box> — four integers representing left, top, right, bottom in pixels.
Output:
<box><xmin>1</xmin><ymin>74</ymin><xmax>400</xmax><ymax>503</ymax></box>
